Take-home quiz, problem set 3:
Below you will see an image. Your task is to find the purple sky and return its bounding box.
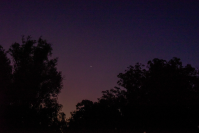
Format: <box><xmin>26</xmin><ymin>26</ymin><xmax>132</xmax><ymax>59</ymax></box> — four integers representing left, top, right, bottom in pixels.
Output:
<box><xmin>0</xmin><ymin>0</ymin><xmax>198</xmax><ymax>118</ymax></box>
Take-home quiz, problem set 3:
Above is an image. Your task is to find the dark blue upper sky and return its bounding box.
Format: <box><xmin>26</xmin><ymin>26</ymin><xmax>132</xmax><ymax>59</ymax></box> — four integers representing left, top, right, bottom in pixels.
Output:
<box><xmin>0</xmin><ymin>0</ymin><xmax>198</xmax><ymax>118</ymax></box>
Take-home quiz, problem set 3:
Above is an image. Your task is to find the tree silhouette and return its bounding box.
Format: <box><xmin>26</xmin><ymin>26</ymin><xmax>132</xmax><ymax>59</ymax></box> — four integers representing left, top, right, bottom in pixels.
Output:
<box><xmin>0</xmin><ymin>45</ymin><xmax>12</xmax><ymax>130</ymax></box>
<box><xmin>1</xmin><ymin>36</ymin><xmax>66</xmax><ymax>132</ymax></box>
<box><xmin>68</xmin><ymin>57</ymin><xmax>199</xmax><ymax>132</ymax></box>
<box><xmin>68</xmin><ymin>98</ymin><xmax>122</xmax><ymax>132</ymax></box>
<box><xmin>116</xmin><ymin>57</ymin><xmax>199</xmax><ymax>131</ymax></box>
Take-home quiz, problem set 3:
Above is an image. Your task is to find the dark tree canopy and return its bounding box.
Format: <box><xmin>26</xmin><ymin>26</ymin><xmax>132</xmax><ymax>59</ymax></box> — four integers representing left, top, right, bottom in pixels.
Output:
<box><xmin>0</xmin><ymin>46</ymin><xmax>12</xmax><ymax>127</ymax></box>
<box><xmin>0</xmin><ymin>36</ymin><xmax>66</xmax><ymax>132</ymax></box>
<box><xmin>116</xmin><ymin>58</ymin><xmax>199</xmax><ymax>131</ymax></box>
<box><xmin>68</xmin><ymin>57</ymin><xmax>199</xmax><ymax>132</ymax></box>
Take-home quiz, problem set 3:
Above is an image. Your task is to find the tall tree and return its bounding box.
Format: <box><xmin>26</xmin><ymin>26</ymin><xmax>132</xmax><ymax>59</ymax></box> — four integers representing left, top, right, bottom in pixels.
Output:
<box><xmin>0</xmin><ymin>45</ymin><xmax>12</xmax><ymax>130</ymax></box>
<box><xmin>2</xmin><ymin>36</ymin><xmax>65</xmax><ymax>131</ymax></box>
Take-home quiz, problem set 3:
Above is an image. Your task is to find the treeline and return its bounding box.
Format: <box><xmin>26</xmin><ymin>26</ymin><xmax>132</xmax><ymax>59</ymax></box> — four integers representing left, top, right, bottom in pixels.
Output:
<box><xmin>67</xmin><ymin>58</ymin><xmax>199</xmax><ymax>132</ymax></box>
<box><xmin>0</xmin><ymin>37</ymin><xmax>198</xmax><ymax>132</ymax></box>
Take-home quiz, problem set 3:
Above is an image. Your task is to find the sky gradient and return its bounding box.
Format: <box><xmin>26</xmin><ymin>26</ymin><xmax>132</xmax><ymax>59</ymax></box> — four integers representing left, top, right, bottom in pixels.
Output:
<box><xmin>0</xmin><ymin>0</ymin><xmax>198</xmax><ymax>118</ymax></box>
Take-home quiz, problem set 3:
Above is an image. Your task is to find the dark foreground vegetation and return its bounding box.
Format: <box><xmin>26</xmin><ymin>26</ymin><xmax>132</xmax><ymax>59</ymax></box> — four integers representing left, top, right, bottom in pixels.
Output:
<box><xmin>67</xmin><ymin>58</ymin><xmax>198</xmax><ymax>133</ymax></box>
<box><xmin>0</xmin><ymin>36</ymin><xmax>198</xmax><ymax>133</ymax></box>
<box><xmin>0</xmin><ymin>36</ymin><xmax>66</xmax><ymax>132</ymax></box>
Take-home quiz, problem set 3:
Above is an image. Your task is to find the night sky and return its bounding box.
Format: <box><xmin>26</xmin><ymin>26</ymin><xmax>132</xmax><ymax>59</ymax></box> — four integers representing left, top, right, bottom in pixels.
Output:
<box><xmin>0</xmin><ymin>0</ymin><xmax>198</xmax><ymax>119</ymax></box>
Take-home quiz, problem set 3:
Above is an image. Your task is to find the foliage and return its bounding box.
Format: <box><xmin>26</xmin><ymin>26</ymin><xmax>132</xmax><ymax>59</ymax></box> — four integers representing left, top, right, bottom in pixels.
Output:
<box><xmin>0</xmin><ymin>36</ymin><xmax>66</xmax><ymax>132</ymax></box>
<box><xmin>68</xmin><ymin>57</ymin><xmax>199</xmax><ymax>132</ymax></box>
<box><xmin>0</xmin><ymin>46</ymin><xmax>12</xmax><ymax>128</ymax></box>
